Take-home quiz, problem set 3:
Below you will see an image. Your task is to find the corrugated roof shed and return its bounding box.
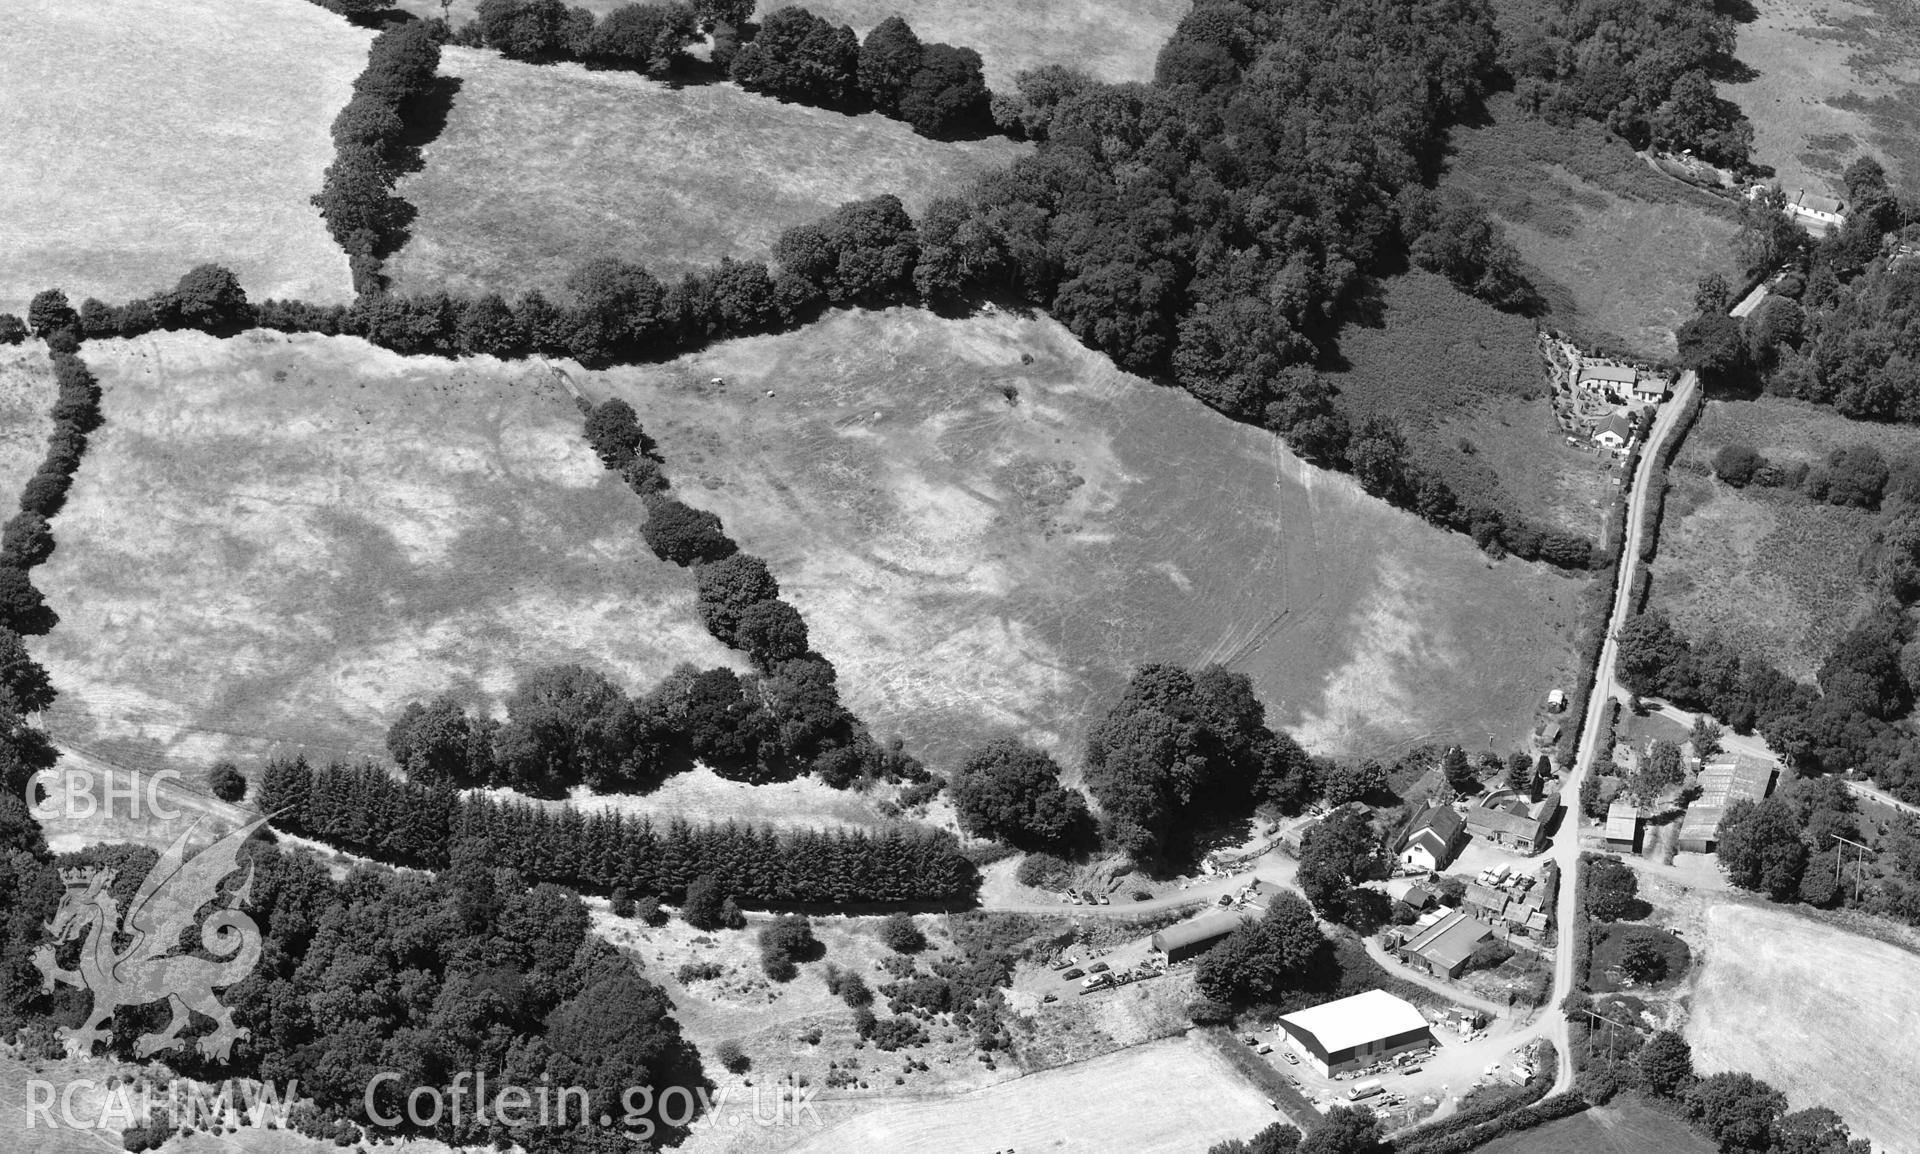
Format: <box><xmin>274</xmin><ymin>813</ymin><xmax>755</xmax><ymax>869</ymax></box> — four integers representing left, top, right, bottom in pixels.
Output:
<box><xmin>1679</xmin><ymin>756</ymin><xmax>1774</xmax><ymax>846</ymax></box>
<box><xmin>1606</xmin><ymin>798</ymin><xmax>1643</xmax><ymax>842</ymax></box>
<box><xmin>1151</xmin><ymin>911</ymin><xmax>1244</xmax><ymax>953</ymax></box>
<box><xmin>1279</xmin><ymin>990</ymin><xmax>1428</xmax><ymax>1055</ymax></box>
<box><xmin>1400</xmin><ymin>909</ymin><xmax>1492</xmax><ymax>972</ymax></box>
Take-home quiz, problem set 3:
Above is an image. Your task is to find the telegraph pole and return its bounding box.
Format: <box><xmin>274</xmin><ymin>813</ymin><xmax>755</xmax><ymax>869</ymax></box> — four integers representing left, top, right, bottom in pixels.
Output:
<box><xmin>1832</xmin><ymin>833</ymin><xmax>1872</xmax><ymax>904</ymax></box>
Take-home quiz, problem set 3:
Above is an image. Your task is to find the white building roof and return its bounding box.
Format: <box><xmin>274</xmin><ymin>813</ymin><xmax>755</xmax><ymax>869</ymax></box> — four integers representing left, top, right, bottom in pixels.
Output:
<box><xmin>1278</xmin><ymin>989</ymin><xmax>1427</xmax><ymax>1054</ymax></box>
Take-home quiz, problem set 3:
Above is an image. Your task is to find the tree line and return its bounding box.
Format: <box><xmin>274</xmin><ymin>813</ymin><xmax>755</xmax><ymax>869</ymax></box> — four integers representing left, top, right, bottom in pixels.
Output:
<box><xmin>311</xmin><ymin>20</ymin><xmax>443</xmax><ymax>293</ymax></box>
<box><xmin>279</xmin><ymin>0</ymin><xmax>1599</xmax><ymax>570</ymax></box>
<box><xmin>0</xmin><ymin>309</ymin><xmax>102</xmax><ymax>640</ymax></box>
<box><xmin>255</xmin><ymin>754</ymin><xmax>980</xmax><ymax>905</ymax></box>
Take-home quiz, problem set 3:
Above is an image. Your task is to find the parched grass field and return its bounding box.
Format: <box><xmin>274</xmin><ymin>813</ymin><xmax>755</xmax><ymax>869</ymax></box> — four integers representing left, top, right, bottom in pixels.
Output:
<box><xmin>0</xmin><ymin>0</ymin><xmax>362</xmax><ymax>316</ymax></box>
<box><xmin>1652</xmin><ymin>397</ymin><xmax>1920</xmax><ymax>679</ymax></box>
<box><xmin>0</xmin><ymin>345</ymin><xmax>54</xmax><ymax>501</ymax></box>
<box><xmin>1725</xmin><ymin>0</ymin><xmax>1920</xmax><ymax>203</ymax></box>
<box><xmin>1472</xmin><ymin>1095</ymin><xmax>1712</xmax><ymax>1154</ymax></box>
<box><xmin>386</xmin><ymin>49</ymin><xmax>1027</xmax><ymax>300</ymax></box>
<box><xmin>28</xmin><ymin>330</ymin><xmax>744</xmax><ymax>780</ymax></box>
<box><xmin>778</xmin><ymin>1033</ymin><xmax>1277</xmax><ymax>1154</ymax></box>
<box><xmin>1332</xmin><ymin>271</ymin><xmax>1609</xmax><ymax>539</ymax></box>
<box><xmin>596</xmin><ymin>306</ymin><xmax>1588</xmax><ymax>768</ymax></box>
<box><xmin>751</xmin><ymin>0</ymin><xmax>1190</xmax><ymax>89</ymax></box>
<box><xmin>1440</xmin><ymin>96</ymin><xmax>1741</xmax><ymax>358</ymax></box>
<box><xmin>1688</xmin><ymin>902</ymin><xmax>1920</xmax><ymax>1153</ymax></box>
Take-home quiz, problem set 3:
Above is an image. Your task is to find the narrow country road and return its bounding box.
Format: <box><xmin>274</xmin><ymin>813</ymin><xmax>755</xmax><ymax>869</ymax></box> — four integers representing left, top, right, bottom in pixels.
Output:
<box><xmin>1544</xmin><ymin>282</ymin><xmax>1767</xmax><ymax>1094</ymax></box>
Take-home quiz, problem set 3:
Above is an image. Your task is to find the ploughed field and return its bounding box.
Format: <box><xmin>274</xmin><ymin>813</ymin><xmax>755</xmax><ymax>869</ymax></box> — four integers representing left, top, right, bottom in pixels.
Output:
<box><xmin>384</xmin><ymin>48</ymin><xmax>1026</xmax><ymax>300</ymax></box>
<box><xmin>595</xmin><ymin>306</ymin><xmax>1586</xmax><ymax>769</ymax></box>
<box><xmin>0</xmin><ymin>0</ymin><xmax>363</xmax><ymax>315</ymax></box>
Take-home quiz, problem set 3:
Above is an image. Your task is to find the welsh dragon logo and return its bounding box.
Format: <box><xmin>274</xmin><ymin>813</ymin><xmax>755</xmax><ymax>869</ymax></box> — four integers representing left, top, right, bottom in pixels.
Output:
<box><xmin>33</xmin><ymin>817</ymin><xmax>267</xmax><ymax>1061</ymax></box>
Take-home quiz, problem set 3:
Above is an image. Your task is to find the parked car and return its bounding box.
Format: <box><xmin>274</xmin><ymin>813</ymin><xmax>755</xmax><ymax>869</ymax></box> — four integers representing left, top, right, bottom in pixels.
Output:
<box><xmin>1062</xmin><ymin>968</ymin><xmax>1084</xmax><ymax>981</ymax></box>
<box><xmin>1042</xmin><ymin>993</ymin><xmax>1058</xmax><ymax>1003</ymax></box>
<box><xmin>1217</xmin><ymin>894</ymin><xmax>1234</xmax><ymax>907</ymax></box>
<box><xmin>1097</xmin><ymin>893</ymin><xmax>1110</xmax><ymax>904</ymax></box>
<box><xmin>1089</xmin><ymin>962</ymin><xmax>1110</xmax><ymax>973</ymax></box>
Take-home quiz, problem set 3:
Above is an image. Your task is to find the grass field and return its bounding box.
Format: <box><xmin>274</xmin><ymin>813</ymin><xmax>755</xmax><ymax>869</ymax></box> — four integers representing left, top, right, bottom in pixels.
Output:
<box><xmin>1652</xmin><ymin>397</ymin><xmax>1920</xmax><ymax>679</ymax></box>
<box><xmin>0</xmin><ymin>345</ymin><xmax>54</xmax><ymax>501</ymax></box>
<box><xmin>749</xmin><ymin>0</ymin><xmax>1189</xmax><ymax>89</ymax></box>
<box><xmin>27</xmin><ymin>329</ymin><xmax>744</xmax><ymax>779</ymax></box>
<box><xmin>1440</xmin><ymin>96</ymin><xmax>1741</xmax><ymax>358</ymax></box>
<box><xmin>595</xmin><ymin>305</ymin><xmax>1587</xmax><ymax>768</ymax></box>
<box><xmin>779</xmin><ymin>1033</ymin><xmax>1277</xmax><ymax>1154</ymax></box>
<box><xmin>1473</xmin><ymin>1095</ymin><xmax>1712</xmax><ymax>1154</ymax></box>
<box><xmin>1724</xmin><ymin>0</ymin><xmax>1920</xmax><ymax>202</ymax></box>
<box><xmin>386</xmin><ymin>49</ymin><xmax>1026</xmax><ymax>300</ymax></box>
<box><xmin>1688</xmin><ymin>902</ymin><xmax>1920</xmax><ymax>1153</ymax></box>
<box><xmin>0</xmin><ymin>0</ymin><xmax>362</xmax><ymax>316</ymax></box>
<box><xmin>1332</xmin><ymin>271</ymin><xmax>1609</xmax><ymax>539</ymax></box>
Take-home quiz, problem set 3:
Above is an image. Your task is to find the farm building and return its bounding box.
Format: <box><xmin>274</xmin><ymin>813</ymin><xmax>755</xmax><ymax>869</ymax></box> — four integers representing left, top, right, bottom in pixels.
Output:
<box><xmin>1592</xmin><ymin>413</ymin><xmax>1635</xmax><ymax>451</ymax></box>
<box><xmin>1276</xmin><ymin>990</ymin><xmax>1433</xmax><ymax>1077</ymax></box>
<box><xmin>1403</xmin><ymin>881</ymin><xmax>1441</xmax><ymax>911</ymax></box>
<box><xmin>1464</xmin><ymin>788</ymin><xmax>1556</xmax><ymax>854</ymax></box>
<box><xmin>1463</xmin><ymin>864</ymin><xmax>1556</xmax><ymax>936</ymax></box>
<box><xmin>1606</xmin><ymin>798</ymin><xmax>1644</xmax><ymax>852</ymax></box>
<box><xmin>1150</xmin><ymin>911</ymin><xmax>1244</xmax><ymax>963</ymax></box>
<box><xmin>1631</xmin><ymin>375</ymin><xmax>1668</xmax><ymax>402</ymax></box>
<box><xmin>1394</xmin><ymin>909</ymin><xmax>1494</xmax><ymax>979</ymax></box>
<box><xmin>1577</xmin><ymin>364</ymin><xmax>1636</xmax><ymax>393</ymax></box>
<box><xmin>1677</xmin><ymin>755</ymin><xmax>1775</xmax><ymax>853</ymax></box>
<box><xmin>1398</xmin><ymin>805</ymin><xmax>1465</xmax><ymax>873</ymax></box>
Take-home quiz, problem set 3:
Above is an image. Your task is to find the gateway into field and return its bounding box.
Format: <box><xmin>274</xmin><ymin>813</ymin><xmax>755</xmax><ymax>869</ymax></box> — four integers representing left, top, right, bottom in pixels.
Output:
<box><xmin>1276</xmin><ymin>990</ymin><xmax>1432</xmax><ymax>1077</ymax></box>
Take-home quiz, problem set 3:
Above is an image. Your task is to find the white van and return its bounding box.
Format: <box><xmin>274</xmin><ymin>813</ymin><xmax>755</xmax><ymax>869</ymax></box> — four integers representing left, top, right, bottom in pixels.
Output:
<box><xmin>1347</xmin><ymin>1079</ymin><xmax>1385</xmax><ymax>1101</ymax></box>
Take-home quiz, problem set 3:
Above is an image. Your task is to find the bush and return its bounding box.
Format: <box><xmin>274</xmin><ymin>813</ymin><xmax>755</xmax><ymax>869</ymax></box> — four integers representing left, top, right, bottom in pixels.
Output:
<box><xmin>611</xmin><ymin>886</ymin><xmax>637</xmax><ymax>917</ymax></box>
<box><xmin>757</xmin><ymin>913</ymin><xmax>820</xmax><ymax>980</ymax></box>
<box><xmin>714</xmin><ymin>1038</ymin><xmax>750</xmax><ymax>1073</ymax></box>
<box><xmin>0</xmin><ymin>315</ymin><xmax>26</xmax><ymax>344</ymax></box>
<box><xmin>880</xmin><ymin>912</ymin><xmax>925</xmax><ymax>953</ymax></box>
<box><xmin>207</xmin><ymin>762</ymin><xmax>247</xmax><ymax>803</ymax></box>
<box><xmin>868</xmin><ymin>1015</ymin><xmax>927</xmax><ymax>1051</ymax></box>
<box><xmin>1014</xmin><ymin>851</ymin><xmax>1074</xmax><ymax>890</ymax></box>
<box><xmin>676</xmin><ymin>961</ymin><xmax>724</xmax><ymax>983</ymax></box>
<box><xmin>1712</xmin><ymin>443</ymin><xmax>1761</xmax><ymax>486</ymax></box>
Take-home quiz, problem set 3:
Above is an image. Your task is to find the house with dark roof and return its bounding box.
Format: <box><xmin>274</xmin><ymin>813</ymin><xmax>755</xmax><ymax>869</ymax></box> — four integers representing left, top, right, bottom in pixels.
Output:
<box><xmin>1592</xmin><ymin>412</ymin><xmax>1635</xmax><ymax>452</ymax></box>
<box><xmin>1398</xmin><ymin>805</ymin><xmax>1465</xmax><ymax>873</ymax></box>
<box><xmin>1465</xmin><ymin>788</ymin><xmax>1556</xmax><ymax>855</ymax></box>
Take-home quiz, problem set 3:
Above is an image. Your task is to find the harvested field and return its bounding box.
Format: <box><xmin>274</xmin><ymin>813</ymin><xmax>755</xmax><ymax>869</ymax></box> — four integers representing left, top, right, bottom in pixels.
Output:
<box><xmin>1332</xmin><ymin>271</ymin><xmax>1609</xmax><ymax>539</ymax></box>
<box><xmin>1472</xmin><ymin>1094</ymin><xmax>1712</xmax><ymax>1154</ymax></box>
<box><xmin>28</xmin><ymin>330</ymin><xmax>744</xmax><ymax>778</ymax></box>
<box><xmin>780</xmin><ymin>1033</ymin><xmax>1278</xmax><ymax>1154</ymax></box>
<box><xmin>0</xmin><ymin>345</ymin><xmax>55</xmax><ymax>501</ymax></box>
<box><xmin>596</xmin><ymin>306</ymin><xmax>1587</xmax><ymax>769</ymax></box>
<box><xmin>0</xmin><ymin>0</ymin><xmax>362</xmax><ymax>315</ymax></box>
<box><xmin>1440</xmin><ymin>96</ymin><xmax>1741</xmax><ymax>358</ymax></box>
<box><xmin>750</xmin><ymin>0</ymin><xmax>1190</xmax><ymax>89</ymax></box>
<box><xmin>1688</xmin><ymin>902</ymin><xmax>1920</xmax><ymax>1153</ymax></box>
<box><xmin>1725</xmin><ymin>0</ymin><xmax>1920</xmax><ymax>202</ymax></box>
<box><xmin>386</xmin><ymin>50</ymin><xmax>1026</xmax><ymax>299</ymax></box>
<box><xmin>1652</xmin><ymin>397</ymin><xmax>1918</xmax><ymax>679</ymax></box>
